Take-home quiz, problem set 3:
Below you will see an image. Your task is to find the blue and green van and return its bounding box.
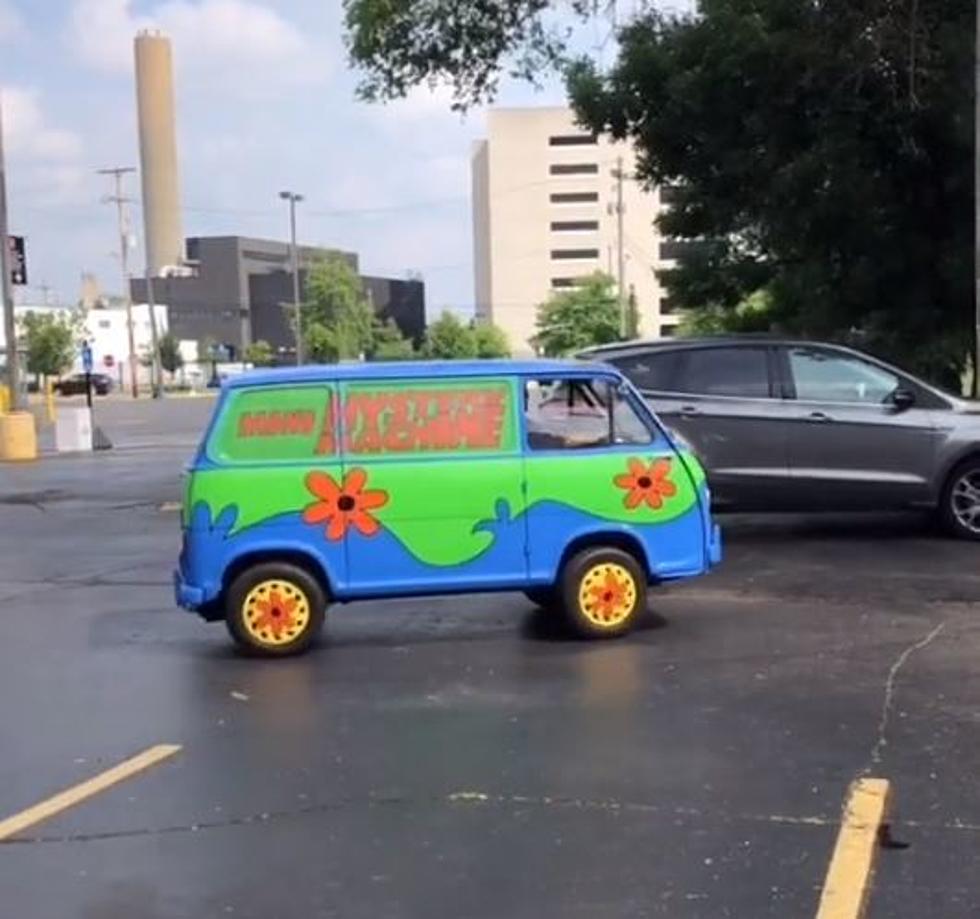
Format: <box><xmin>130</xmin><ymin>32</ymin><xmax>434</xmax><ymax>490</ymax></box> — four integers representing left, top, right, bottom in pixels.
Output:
<box><xmin>175</xmin><ymin>360</ymin><xmax>721</xmax><ymax>655</ymax></box>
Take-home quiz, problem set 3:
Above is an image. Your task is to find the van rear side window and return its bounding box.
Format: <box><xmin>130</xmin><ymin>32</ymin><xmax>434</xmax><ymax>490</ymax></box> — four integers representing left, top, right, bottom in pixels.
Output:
<box><xmin>209</xmin><ymin>385</ymin><xmax>337</xmax><ymax>463</ymax></box>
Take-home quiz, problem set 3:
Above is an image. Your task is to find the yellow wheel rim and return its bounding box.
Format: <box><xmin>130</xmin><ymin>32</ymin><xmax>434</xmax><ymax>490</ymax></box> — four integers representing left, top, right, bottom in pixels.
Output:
<box><xmin>578</xmin><ymin>563</ymin><xmax>637</xmax><ymax>628</ymax></box>
<box><xmin>241</xmin><ymin>579</ymin><xmax>311</xmax><ymax>648</ymax></box>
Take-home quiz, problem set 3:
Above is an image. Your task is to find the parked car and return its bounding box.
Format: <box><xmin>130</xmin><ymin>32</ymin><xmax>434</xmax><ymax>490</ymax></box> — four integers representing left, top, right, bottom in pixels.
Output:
<box><xmin>579</xmin><ymin>336</ymin><xmax>980</xmax><ymax>539</ymax></box>
<box><xmin>175</xmin><ymin>360</ymin><xmax>721</xmax><ymax>655</ymax></box>
<box><xmin>54</xmin><ymin>373</ymin><xmax>113</xmax><ymax>396</ymax></box>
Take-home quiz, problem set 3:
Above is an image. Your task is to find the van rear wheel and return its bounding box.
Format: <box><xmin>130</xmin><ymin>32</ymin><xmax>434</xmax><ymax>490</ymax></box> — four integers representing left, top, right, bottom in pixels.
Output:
<box><xmin>225</xmin><ymin>562</ymin><xmax>326</xmax><ymax>656</ymax></box>
<box><xmin>559</xmin><ymin>546</ymin><xmax>646</xmax><ymax>639</ymax></box>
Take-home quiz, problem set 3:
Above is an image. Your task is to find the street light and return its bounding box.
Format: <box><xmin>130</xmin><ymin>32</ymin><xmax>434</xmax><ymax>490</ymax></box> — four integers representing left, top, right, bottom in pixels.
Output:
<box><xmin>279</xmin><ymin>190</ymin><xmax>304</xmax><ymax>365</ymax></box>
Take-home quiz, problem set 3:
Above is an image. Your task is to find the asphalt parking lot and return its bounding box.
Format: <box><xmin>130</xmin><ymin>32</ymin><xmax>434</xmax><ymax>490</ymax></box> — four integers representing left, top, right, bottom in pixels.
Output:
<box><xmin>1</xmin><ymin>396</ymin><xmax>978</xmax><ymax>918</ymax></box>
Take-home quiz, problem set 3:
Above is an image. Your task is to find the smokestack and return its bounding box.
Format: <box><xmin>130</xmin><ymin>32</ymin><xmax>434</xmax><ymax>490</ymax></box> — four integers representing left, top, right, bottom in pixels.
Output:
<box><xmin>134</xmin><ymin>31</ymin><xmax>184</xmax><ymax>275</ymax></box>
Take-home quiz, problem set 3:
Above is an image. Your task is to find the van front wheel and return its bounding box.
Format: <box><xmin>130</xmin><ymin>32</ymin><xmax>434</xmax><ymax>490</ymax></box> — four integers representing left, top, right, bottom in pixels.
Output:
<box><xmin>225</xmin><ymin>562</ymin><xmax>326</xmax><ymax>656</ymax></box>
<box><xmin>560</xmin><ymin>546</ymin><xmax>646</xmax><ymax>639</ymax></box>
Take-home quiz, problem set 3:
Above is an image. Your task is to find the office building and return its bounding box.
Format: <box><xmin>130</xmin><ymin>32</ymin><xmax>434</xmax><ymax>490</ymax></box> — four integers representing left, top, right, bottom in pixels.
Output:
<box><xmin>472</xmin><ymin>107</ymin><xmax>680</xmax><ymax>354</ymax></box>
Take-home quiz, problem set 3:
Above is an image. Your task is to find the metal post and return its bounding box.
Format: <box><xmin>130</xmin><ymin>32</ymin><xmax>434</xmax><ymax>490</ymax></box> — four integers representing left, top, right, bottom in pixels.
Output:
<box><xmin>98</xmin><ymin>167</ymin><xmax>138</xmax><ymax>399</ymax></box>
<box><xmin>280</xmin><ymin>191</ymin><xmax>304</xmax><ymax>365</ymax></box>
<box><xmin>615</xmin><ymin>156</ymin><xmax>627</xmax><ymax>337</ymax></box>
<box><xmin>145</xmin><ymin>271</ymin><xmax>162</xmax><ymax>398</ymax></box>
<box><xmin>975</xmin><ymin>0</ymin><xmax>980</xmax><ymax>396</ymax></box>
<box><xmin>0</xmin><ymin>94</ymin><xmax>22</xmax><ymax>411</ymax></box>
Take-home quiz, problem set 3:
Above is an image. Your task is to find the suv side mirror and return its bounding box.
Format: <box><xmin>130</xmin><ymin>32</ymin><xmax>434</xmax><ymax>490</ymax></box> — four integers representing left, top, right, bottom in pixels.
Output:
<box><xmin>890</xmin><ymin>388</ymin><xmax>916</xmax><ymax>411</ymax></box>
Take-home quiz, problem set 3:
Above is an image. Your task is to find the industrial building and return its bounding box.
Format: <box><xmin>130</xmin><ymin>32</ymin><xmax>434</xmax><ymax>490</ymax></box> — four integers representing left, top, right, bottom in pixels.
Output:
<box><xmin>130</xmin><ymin>236</ymin><xmax>425</xmax><ymax>357</ymax></box>
<box><xmin>472</xmin><ymin>107</ymin><xmax>680</xmax><ymax>354</ymax></box>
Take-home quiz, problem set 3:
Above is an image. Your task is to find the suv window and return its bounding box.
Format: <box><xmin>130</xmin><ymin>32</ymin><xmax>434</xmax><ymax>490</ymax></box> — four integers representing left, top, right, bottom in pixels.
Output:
<box><xmin>789</xmin><ymin>348</ymin><xmax>899</xmax><ymax>404</ymax></box>
<box><xmin>608</xmin><ymin>352</ymin><xmax>679</xmax><ymax>391</ymax></box>
<box><xmin>674</xmin><ymin>347</ymin><xmax>771</xmax><ymax>398</ymax></box>
<box><xmin>525</xmin><ymin>378</ymin><xmax>654</xmax><ymax>450</ymax></box>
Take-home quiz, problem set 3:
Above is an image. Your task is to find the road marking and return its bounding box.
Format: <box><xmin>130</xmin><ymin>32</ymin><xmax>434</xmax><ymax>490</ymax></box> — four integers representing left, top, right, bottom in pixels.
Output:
<box><xmin>815</xmin><ymin>778</ymin><xmax>892</xmax><ymax>919</ymax></box>
<box><xmin>0</xmin><ymin>744</ymin><xmax>182</xmax><ymax>842</ymax></box>
<box><xmin>159</xmin><ymin>501</ymin><xmax>181</xmax><ymax>512</ymax></box>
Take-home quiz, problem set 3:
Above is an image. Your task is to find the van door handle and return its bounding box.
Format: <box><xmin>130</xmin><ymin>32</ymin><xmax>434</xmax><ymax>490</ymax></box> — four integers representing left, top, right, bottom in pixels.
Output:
<box><xmin>679</xmin><ymin>405</ymin><xmax>699</xmax><ymax>418</ymax></box>
<box><xmin>808</xmin><ymin>411</ymin><xmax>832</xmax><ymax>423</ymax></box>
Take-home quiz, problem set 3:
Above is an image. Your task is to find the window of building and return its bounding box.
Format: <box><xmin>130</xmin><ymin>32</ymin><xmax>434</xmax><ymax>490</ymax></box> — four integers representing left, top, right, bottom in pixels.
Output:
<box><xmin>673</xmin><ymin>347</ymin><xmax>771</xmax><ymax>398</ymax></box>
<box><xmin>660</xmin><ymin>297</ymin><xmax>678</xmax><ymax>315</ymax></box>
<box><xmin>550</xmin><ymin>220</ymin><xmax>599</xmax><ymax>232</ymax></box>
<box><xmin>550</xmin><ymin>192</ymin><xmax>600</xmax><ymax>204</ymax></box>
<box><xmin>524</xmin><ymin>379</ymin><xmax>653</xmax><ymax>451</ymax></box>
<box><xmin>97</xmin><ymin>319</ymin><xmax>111</xmax><ymax>329</ymax></box>
<box><xmin>549</xmin><ymin>163</ymin><xmax>599</xmax><ymax>176</ymax></box>
<box><xmin>548</xmin><ymin>134</ymin><xmax>598</xmax><ymax>146</ymax></box>
<box><xmin>551</xmin><ymin>248</ymin><xmax>599</xmax><ymax>260</ymax></box>
<box><xmin>660</xmin><ymin>325</ymin><xmax>678</xmax><ymax>338</ymax></box>
<box><xmin>660</xmin><ymin>240</ymin><xmax>712</xmax><ymax>262</ymax></box>
<box><xmin>660</xmin><ymin>185</ymin><xmax>684</xmax><ymax>206</ymax></box>
<box><xmin>550</xmin><ymin>277</ymin><xmax>586</xmax><ymax>289</ymax></box>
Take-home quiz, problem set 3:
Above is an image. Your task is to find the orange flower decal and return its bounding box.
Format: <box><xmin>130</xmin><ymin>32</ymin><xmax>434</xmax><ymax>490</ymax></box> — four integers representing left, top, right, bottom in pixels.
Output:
<box><xmin>614</xmin><ymin>457</ymin><xmax>677</xmax><ymax>510</ymax></box>
<box><xmin>589</xmin><ymin>569</ymin><xmax>629</xmax><ymax>618</ymax></box>
<box><xmin>253</xmin><ymin>589</ymin><xmax>299</xmax><ymax>639</ymax></box>
<box><xmin>302</xmin><ymin>468</ymin><xmax>389</xmax><ymax>540</ymax></box>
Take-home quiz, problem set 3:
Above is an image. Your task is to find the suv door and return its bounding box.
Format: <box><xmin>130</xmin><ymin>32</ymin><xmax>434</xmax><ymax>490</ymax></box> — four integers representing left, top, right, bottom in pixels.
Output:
<box><xmin>779</xmin><ymin>345</ymin><xmax>941</xmax><ymax>507</ymax></box>
<box><xmin>614</xmin><ymin>345</ymin><xmax>793</xmax><ymax>509</ymax></box>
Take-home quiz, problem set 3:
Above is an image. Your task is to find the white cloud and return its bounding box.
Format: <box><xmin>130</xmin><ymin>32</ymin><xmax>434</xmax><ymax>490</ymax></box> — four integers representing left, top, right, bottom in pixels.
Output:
<box><xmin>1</xmin><ymin>87</ymin><xmax>84</xmax><ymax>160</ymax></box>
<box><xmin>69</xmin><ymin>0</ymin><xmax>326</xmax><ymax>86</ymax></box>
<box><xmin>0</xmin><ymin>1</ymin><xmax>24</xmax><ymax>42</ymax></box>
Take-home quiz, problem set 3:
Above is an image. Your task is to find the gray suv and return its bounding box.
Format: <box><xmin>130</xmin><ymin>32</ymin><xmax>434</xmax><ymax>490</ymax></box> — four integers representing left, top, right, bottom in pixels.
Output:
<box><xmin>580</xmin><ymin>337</ymin><xmax>980</xmax><ymax>539</ymax></box>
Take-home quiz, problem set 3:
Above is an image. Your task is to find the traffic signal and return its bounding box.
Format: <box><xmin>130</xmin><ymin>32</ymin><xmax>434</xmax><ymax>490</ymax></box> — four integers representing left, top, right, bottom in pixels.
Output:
<box><xmin>7</xmin><ymin>235</ymin><xmax>26</xmax><ymax>285</ymax></box>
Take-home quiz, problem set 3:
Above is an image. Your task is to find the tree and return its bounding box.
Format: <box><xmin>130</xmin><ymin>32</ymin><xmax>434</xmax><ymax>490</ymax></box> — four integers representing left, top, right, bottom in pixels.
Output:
<box><xmin>567</xmin><ymin>1</ymin><xmax>973</xmax><ymax>389</ymax></box>
<box><xmin>472</xmin><ymin>321</ymin><xmax>511</xmax><ymax>358</ymax></box>
<box><xmin>244</xmin><ymin>340</ymin><xmax>275</xmax><ymax>366</ymax></box>
<box><xmin>423</xmin><ymin>311</ymin><xmax>478</xmax><ymax>359</ymax></box>
<box><xmin>19</xmin><ymin>311</ymin><xmax>79</xmax><ymax>380</ymax></box>
<box><xmin>369</xmin><ymin>319</ymin><xmax>415</xmax><ymax>361</ymax></box>
<box><xmin>302</xmin><ymin>254</ymin><xmax>375</xmax><ymax>362</ymax></box>
<box><xmin>158</xmin><ymin>333</ymin><xmax>183</xmax><ymax>375</ymax></box>
<box><xmin>533</xmin><ymin>272</ymin><xmax>621</xmax><ymax>356</ymax></box>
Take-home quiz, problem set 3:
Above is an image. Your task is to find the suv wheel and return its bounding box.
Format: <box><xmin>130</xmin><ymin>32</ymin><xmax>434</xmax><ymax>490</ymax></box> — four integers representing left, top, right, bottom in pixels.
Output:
<box><xmin>940</xmin><ymin>458</ymin><xmax>980</xmax><ymax>541</ymax></box>
<box><xmin>559</xmin><ymin>546</ymin><xmax>647</xmax><ymax>639</ymax></box>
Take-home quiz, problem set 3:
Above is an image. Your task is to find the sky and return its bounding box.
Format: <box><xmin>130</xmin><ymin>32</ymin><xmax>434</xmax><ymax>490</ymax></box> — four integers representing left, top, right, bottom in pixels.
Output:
<box><xmin>0</xmin><ymin>0</ymin><xmax>691</xmax><ymax>318</ymax></box>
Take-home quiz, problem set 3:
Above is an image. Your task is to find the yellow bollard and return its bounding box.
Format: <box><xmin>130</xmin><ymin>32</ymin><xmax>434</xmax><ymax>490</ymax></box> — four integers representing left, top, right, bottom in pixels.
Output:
<box><xmin>45</xmin><ymin>379</ymin><xmax>56</xmax><ymax>424</ymax></box>
<box><xmin>0</xmin><ymin>411</ymin><xmax>38</xmax><ymax>461</ymax></box>
<box><xmin>0</xmin><ymin>385</ymin><xmax>9</xmax><ymax>414</ymax></box>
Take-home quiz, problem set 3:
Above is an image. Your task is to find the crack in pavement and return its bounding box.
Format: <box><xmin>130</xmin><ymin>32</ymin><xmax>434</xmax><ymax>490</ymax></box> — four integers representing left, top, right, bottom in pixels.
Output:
<box><xmin>866</xmin><ymin>620</ymin><xmax>947</xmax><ymax>771</ymax></box>
<box><xmin>3</xmin><ymin>789</ymin><xmax>980</xmax><ymax>847</ymax></box>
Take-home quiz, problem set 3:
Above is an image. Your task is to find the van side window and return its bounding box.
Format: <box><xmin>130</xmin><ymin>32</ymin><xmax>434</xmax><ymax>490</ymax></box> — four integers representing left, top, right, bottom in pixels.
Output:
<box><xmin>209</xmin><ymin>385</ymin><xmax>337</xmax><ymax>463</ymax></box>
<box><xmin>342</xmin><ymin>378</ymin><xmax>517</xmax><ymax>456</ymax></box>
<box><xmin>524</xmin><ymin>378</ymin><xmax>654</xmax><ymax>451</ymax></box>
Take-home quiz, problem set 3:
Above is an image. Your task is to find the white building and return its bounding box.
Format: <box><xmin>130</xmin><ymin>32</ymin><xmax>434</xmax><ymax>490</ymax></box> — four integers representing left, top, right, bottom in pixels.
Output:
<box><xmin>472</xmin><ymin>106</ymin><xmax>681</xmax><ymax>354</ymax></box>
<box><xmin>79</xmin><ymin>303</ymin><xmax>169</xmax><ymax>382</ymax></box>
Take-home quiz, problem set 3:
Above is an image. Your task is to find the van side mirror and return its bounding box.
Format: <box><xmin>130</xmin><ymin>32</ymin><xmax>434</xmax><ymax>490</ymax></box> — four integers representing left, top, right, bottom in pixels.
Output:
<box><xmin>890</xmin><ymin>388</ymin><xmax>915</xmax><ymax>411</ymax></box>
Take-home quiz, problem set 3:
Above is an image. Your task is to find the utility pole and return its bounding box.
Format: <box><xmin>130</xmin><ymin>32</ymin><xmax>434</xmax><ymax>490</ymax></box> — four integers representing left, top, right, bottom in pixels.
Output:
<box><xmin>613</xmin><ymin>156</ymin><xmax>627</xmax><ymax>337</ymax></box>
<box><xmin>98</xmin><ymin>167</ymin><xmax>139</xmax><ymax>399</ymax></box>
<box><xmin>280</xmin><ymin>191</ymin><xmax>304</xmax><ymax>365</ymax></box>
<box><xmin>0</xmin><ymin>94</ymin><xmax>21</xmax><ymax>411</ymax></box>
<box><xmin>145</xmin><ymin>271</ymin><xmax>162</xmax><ymax>398</ymax></box>
<box><xmin>975</xmin><ymin>0</ymin><xmax>980</xmax><ymax>396</ymax></box>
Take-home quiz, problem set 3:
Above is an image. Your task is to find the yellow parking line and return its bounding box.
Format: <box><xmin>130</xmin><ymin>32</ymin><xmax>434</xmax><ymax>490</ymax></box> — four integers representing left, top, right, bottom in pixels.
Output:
<box><xmin>0</xmin><ymin>744</ymin><xmax>182</xmax><ymax>841</ymax></box>
<box><xmin>815</xmin><ymin>778</ymin><xmax>892</xmax><ymax>919</ymax></box>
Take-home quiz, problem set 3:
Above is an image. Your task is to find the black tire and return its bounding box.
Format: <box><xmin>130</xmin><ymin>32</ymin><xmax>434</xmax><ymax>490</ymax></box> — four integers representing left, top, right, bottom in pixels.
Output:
<box><xmin>225</xmin><ymin>561</ymin><xmax>327</xmax><ymax>656</ymax></box>
<box><xmin>558</xmin><ymin>546</ymin><xmax>647</xmax><ymax>639</ymax></box>
<box><xmin>523</xmin><ymin>587</ymin><xmax>557</xmax><ymax>608</ymax></box>
<box><xmin>939</xmin><ymin>458</ymin><xmax>980</xmax><ymax>541</ymax></box>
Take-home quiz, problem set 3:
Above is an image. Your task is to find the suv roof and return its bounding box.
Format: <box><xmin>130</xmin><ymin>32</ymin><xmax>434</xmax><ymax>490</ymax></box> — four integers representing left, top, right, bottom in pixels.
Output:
<box><xmin>578</xmin><ymin>334</ymin><xmax>827</xmax><ymax>358</ymax></box>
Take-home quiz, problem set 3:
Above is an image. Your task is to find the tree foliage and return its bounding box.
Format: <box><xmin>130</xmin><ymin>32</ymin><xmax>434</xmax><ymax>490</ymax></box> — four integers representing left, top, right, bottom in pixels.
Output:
<box><xmin>302</xmin><ymin>255</ymin><xmax>376</xmax><ymax>363</ymax></box>
<box><xmin>20</xmin><ymin>311</ymin><xmax>79</xmax><ymax>378</ymax></box>
<box><xmin>369</xmin><ymin>318</ymin><xmax>416</xmax><ymax>361</ymax></box>
<box><xmin>343</xmin><ymin>0</ymin><xmax>592</xmax><ymax>109</ymax></box>
<box><xmin>244</xmin><ymin>339</ymin><xmax>275</xmax><ymax>366</ymax></box>
<box><xmin>534</xmin><ymin>272</ymin><xmax>621</xmax><ymax>356</ymax></box>
<box><xmin>568</xmin><ymin>0</ymin><xmax>973</xmax><ymax>387</ymax></box>
<box><xmin>423</xmin><ymin>311</ymin><xmax>478</xmax><ymax>359</ymax></box>
<box><xmin>473</xmin><ymin>322</ymin><xmax>511</xmax><ymax>358</ymax></box>
<box><xmin>158</xmin><ymin>333</ymin><xmax>184</xmax><ymax>375</ymax></box>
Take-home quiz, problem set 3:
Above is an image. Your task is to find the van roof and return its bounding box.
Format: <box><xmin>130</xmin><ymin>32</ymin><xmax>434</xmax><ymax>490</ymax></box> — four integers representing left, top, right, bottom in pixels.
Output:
<box><xmin>225</xmin><ymin>358</ymin><xmax>613</xmax><ymax>389</ymax></box>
